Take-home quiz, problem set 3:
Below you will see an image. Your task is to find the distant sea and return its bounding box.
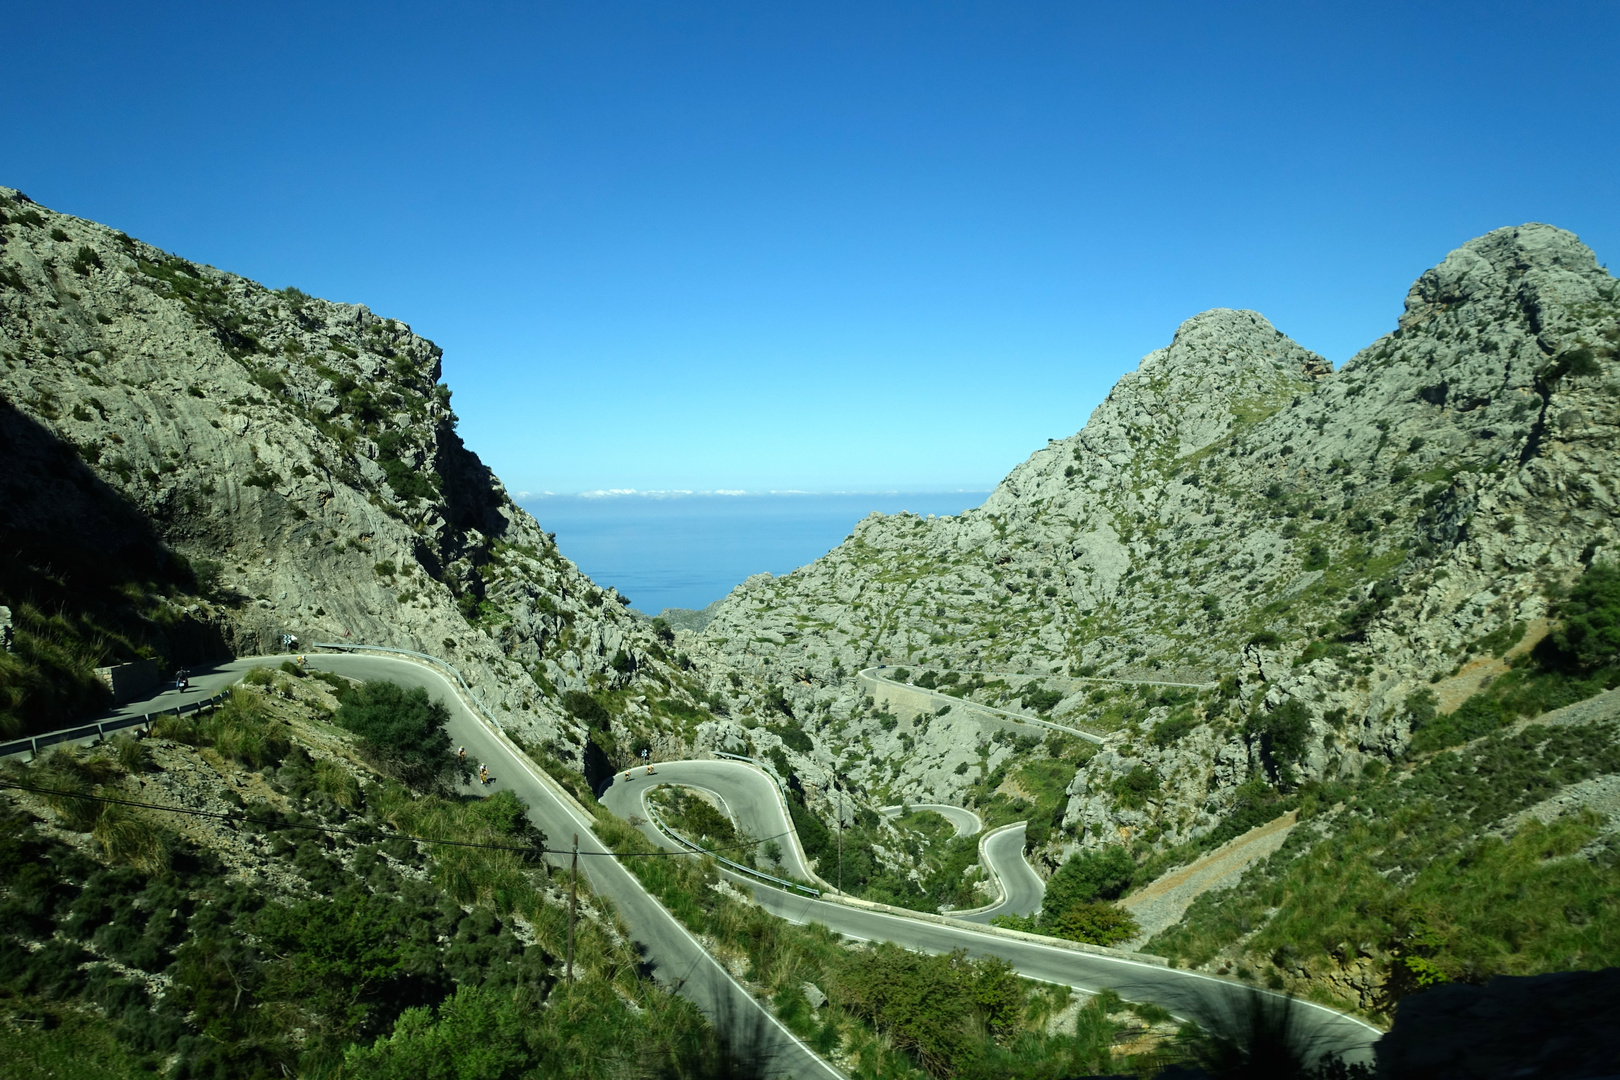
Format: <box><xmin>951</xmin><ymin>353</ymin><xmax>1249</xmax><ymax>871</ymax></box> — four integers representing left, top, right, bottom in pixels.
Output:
<box><xmin>517</xmin><ymin>492</ymin><xmax>989</xmax><ymax>615</ymax></box>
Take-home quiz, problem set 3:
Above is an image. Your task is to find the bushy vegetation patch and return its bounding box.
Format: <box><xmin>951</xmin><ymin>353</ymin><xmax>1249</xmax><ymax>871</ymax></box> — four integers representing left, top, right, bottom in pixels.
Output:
<box><xmin>1411</xmin><ymin>565</ymin><xmax>1620</xmax><ymax>753</ymax></box>
<box><xmin>994</xmin><ymin>846</ymin><xmax>1141</xmax><ymax>946</ymax></box>
<box><xmin>1147</xmin><ymin>715</ymin><xmax>1620</xmax><ymax>1017</ymax></box>
<box><xmin>1247</xmin><ymin>699</ymin><xmax>1312</xmax><ymax>785</ymax></box>
<box><xmin>0</xmin><ymin>709</ymin><xmax>716</xmax><ymax>1078</ymax></box>
<box><xmin>334</xmin><ymin>680</ymin><xmax>454</xmax><ymax>787</ymax></box>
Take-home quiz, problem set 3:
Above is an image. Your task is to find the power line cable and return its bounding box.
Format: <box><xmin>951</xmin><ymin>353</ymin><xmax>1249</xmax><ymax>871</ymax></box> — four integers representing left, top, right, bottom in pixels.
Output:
<box><xmin>0</xmin><ymin>780</ymin><xmax>789</xmax><ymax>860</ymax></box>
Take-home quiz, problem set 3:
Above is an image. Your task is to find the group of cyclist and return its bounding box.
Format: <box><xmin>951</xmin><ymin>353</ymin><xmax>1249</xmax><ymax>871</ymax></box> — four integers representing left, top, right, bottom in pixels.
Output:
<box><xmin>456</xmin><ymin>746</ymin><xmax>492</xmax><ymax>785</ymax></box>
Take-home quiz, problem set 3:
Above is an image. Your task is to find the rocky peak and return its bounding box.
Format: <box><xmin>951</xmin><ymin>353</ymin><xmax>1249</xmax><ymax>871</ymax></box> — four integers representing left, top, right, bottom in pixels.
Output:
<box><xmin>1400</xmin><ymin>223</ymin><xmax>1610</xmax><ymax>342</ymax></box>
<box><xmin>978</xmin><ymin>308</ymin><xmax>1326</xmax><ymax>516</ymax></box>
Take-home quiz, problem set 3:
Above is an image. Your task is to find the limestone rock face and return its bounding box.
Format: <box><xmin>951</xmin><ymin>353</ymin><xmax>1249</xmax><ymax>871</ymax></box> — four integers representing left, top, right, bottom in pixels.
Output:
<box><xmin>0</xmin><ymin>188</ymin><xmax>709</xmax><ymax>764</ymax></box>
<box><xmin>696</xmin><ymin>223</ymin><xmax>1620</xmax><ymax>865</ymax></box>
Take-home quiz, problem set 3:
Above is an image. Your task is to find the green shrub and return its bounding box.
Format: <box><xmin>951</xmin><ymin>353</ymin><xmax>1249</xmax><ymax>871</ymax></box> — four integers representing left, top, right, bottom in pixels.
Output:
<box><xmin>1110</xmin><ymin>765</ymin><xmax>1159</xmax><ymax>809</ymax></box>
<box><xmin>1409</xmin><ymin>691</ymin><xmax>1508</xmax><ymax>753</ymax></box>
<box><xmin>1553</xmin><ymin>563</ymin><xmax>1620</xmax><ymax>669</ymax></box>
<box><xmin>70</xmin><ymin>246</ymin><xmax>104</xmax><ymax>276</ymax></box>
<box><xmin>90</xmin><ymin>804</ymin><xmax>168</xmax><ymax>874</ymax></box>
<box><xmin>251</xmin><ymin>368</ymin><xmax>287</xmax><ymax>395</ymax></box>
<box><xmin>563</xmin><ymin>691</ymin><xmax>610</xmax><ymax>729</ymax></box>
<box><xmin>1150</xmin><ymin>710</ymin><xmax>1197</xmax><ymax>747</ymax></box>
<box><xmin>834</xmin><ymin>944</ymin><xmax>1022</xmax><ymax>1075</ymax></box>
<box><xmin>149</xmin><ymin>713</ymin><xmax>203</xmax><ymax>744</ymax></box>
<box><xmin>190</xmin><ymin>557</ymin><xmax>225</xmax><ymax>597</ymax></box>
<box><xmin>205</xmin><ymin>688</ymin><xmax>291</xmax><ymax>768</ymax></box>
<box><xmin>334</xmin><ymin>680</ymin><xmax>453</xmax><ymax>786</ymax></box>
<box><xmin>1043</xmin><ymin>847</ymin><xmax>1134</xmax><ymax>922</ymax></box>
<box><xmin>311</xmin><ymin>759</ymin><xmax>361</xmax><ymax>809</ymax></box>
<box><xmin>1021</xmin><ymin>687</ymin><xmax>1063</xmax><ymax>713</ymax></box>
<box><xmin>763</xmin><ymin>686</ymin><xmax>795</xmax><ymax>720</ymax></box>
<box><xmin>1474</xmin><ymin>620</ymin><xmax>1527</xmax><ymax>658</ymax></box>
<box><xmin>1544</xmin><ymin>346</ymin><xmax>1601</xmax><ymax>383</ymax></box>
<box><xmin>1403</xmin><ymin>688</ymin><xmax>1438</xmax><ymax>731</ymax></box>
<box><xmin>1048</xmin><ymin>901</ymin><xmax>1140</xmax><ymax>946</ymax></box>
<box><xmin>1248</xmin><ymin>699</ymin><xmax>1312</xmax><ymax>784</ymax></box>
<box><xmin>771</xmin><ymin>719</ymin><xmax>812</xmax><ymax>753</ymax></box>
<box><xmin>1204</xmin><ymin>777</ymin><xmax>1293</xmax><ymax>849</ymax></box>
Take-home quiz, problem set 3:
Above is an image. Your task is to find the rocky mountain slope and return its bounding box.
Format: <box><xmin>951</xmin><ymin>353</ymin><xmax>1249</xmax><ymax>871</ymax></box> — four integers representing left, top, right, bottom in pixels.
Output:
<box><xmin>0</xmin><ymin>187</ymin><xmax>735</xmax><ymax>787</ymax></box>
<box><xmin>691</xmin><ymin>223</ymin><xmax>1620</xmax><ymax>875</ymax></box>
<box><xmin>4</xmin><ymin>189</ymin><xmax>1616</xmax><ymax>1010</ymax></box>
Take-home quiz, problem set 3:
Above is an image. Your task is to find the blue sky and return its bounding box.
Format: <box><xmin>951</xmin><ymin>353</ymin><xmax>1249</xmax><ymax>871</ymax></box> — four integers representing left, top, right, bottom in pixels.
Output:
<box><xmin>5</xmin><ymin>2</ymin><xmax>1617</xmax><ymax>493</ymax></box>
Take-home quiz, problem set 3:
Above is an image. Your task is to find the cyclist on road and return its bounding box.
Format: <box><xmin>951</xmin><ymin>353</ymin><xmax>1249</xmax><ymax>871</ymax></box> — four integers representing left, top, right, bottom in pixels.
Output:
<box><xmin>478</xmin><ymin>764</ymin><xmax>489</xmax><ymax>785</ymax></box>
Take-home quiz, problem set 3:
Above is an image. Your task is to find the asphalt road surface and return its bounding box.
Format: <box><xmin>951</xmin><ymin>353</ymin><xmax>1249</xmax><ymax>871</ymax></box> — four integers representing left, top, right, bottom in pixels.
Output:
<box><xmin>63</xmin><ymin>651</ymin><xmax>1380</xmax><ymax>1071</ymax></box>
<box><xmin>954</xmin><ymin>823</ymin><xmax>1046</xmax><ymax>924</ymax></box>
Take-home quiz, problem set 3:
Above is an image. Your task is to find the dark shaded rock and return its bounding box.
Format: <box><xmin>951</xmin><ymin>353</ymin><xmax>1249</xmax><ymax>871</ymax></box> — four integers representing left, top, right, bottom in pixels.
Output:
<box><xmin>1376</xmin><ymin>967</ymin><xmax>1620</xmax><ymax>1079</ymax></box>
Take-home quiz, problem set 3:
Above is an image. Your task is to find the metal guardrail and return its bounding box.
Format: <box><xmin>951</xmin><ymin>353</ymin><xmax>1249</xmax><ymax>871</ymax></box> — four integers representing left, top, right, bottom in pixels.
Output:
<box><xmin>642</xmin><ymin>794</ymin><xmax>820</xmax><ymax>897</ymax></box>
<box><xmin>712</xmin><ymin>750</ymin><xmax>789</xmax><ymax>796</ymax></box>
<box><xmin>0</xmin><ymin>690</ymin><xmax>230</xmax><ymax>760</ymax></box>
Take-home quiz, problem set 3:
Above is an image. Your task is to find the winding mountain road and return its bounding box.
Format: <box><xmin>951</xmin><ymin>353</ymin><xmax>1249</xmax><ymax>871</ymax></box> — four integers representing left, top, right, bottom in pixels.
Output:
<box><xmin>872</xmin><ymin>805</ymin><xmax>1042</xmax><ymax>921</ymax></box>
<box><xmin>601</xmin><ymin>760</ymin><xmax>1377</xmax><ymax>1064</ymax></box>
<box><xmin>956</xmin><ymin>823</ymin><xmax>1046</xmax><ymax>923</ymax></box>
<box><xmin>18</xmin><ymin>650</ymin><xmax>1382</xmax><ymax>1072</ymax></box>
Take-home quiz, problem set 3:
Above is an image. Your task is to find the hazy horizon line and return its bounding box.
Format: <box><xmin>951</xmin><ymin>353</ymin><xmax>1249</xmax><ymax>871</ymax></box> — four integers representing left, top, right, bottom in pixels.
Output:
<box><xmin>514</xmin><ymin>487</ymin><xmax>996</xmax><ymax>500</ymax></box>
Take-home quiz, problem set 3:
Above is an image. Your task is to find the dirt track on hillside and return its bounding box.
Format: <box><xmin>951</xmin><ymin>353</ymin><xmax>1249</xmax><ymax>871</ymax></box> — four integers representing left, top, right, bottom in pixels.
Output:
<box><xmin>1121</xmin><ymin>810</ymin><xmax>1299</xmax><ymax>945</ymax></box>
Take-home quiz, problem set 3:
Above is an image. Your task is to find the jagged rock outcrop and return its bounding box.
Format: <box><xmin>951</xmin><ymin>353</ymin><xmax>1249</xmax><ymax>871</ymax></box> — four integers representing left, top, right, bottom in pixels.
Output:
<box><xmin>694</xmin><ymin>223</ymin><xmax>1620</xmax><ymax>863</ymax></box>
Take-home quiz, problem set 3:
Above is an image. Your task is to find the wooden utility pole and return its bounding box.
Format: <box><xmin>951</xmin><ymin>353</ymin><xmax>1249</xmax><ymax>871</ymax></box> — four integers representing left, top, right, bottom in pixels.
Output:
<box><xmin>566</xmin><ymin>833</ymin><xmax>578</xmax><ymax>983</ymax></box>
<box><xmin>836</xmin><ymin>782</ymin><xmax>843</xmax><ymax>893</ymax></box>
